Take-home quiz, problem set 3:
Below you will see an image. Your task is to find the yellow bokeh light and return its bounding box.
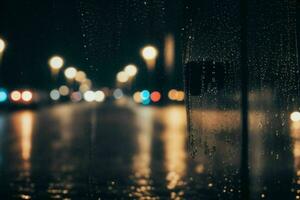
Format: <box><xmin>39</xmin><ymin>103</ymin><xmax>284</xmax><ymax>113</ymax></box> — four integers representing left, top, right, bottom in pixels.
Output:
<box><xmin>84</xmin><ymin>91</ymin><xmax>95</xmax><ymax>102</ymax></box>
<box><xmin>22</xmin><ymin>91</ymin><xmax>33</xmax><ymax>102</ymax></box>
<box><xmin>82</xmin><ymin>79</ymin><xmax>92</xmax><ymax>87</ymax></box>
<box><xmin>141</xmin><ymin>46</ymin><xmax>158</xmax><ymax>60</ymax></box>
<box><xmin>124</xmin><ymin>64</ymin><xmax>138</xmax><ymax>77</ymax></box>
<box><xmin>75</xmin><ymin>71</ymin><xmax>86</xmax><ymax>82</ymax></box>
<box><xmin>49</xmin><ymin>56</ymin><xmax>64</xmax><ymax>70</ymax></box>
<box><xmin>133</xmin><ymin>92</ymin><xmax>142</xmax><ymax>103</ymax></box>
<box><xmin>117</xmin><ymin>71</ymin><xmax>129</xmax><ymax>83</ymax></box>
<box><xmin>0</xmin><ymin>38</ymin><xmax>6</xmax><ymax>53</ymax></box>
<box><xmin>164</xmin><ymin>34</ymin><xmax>175</xmax><ymax>73</ymax></box>
<box><xmin>64</xmin><ymin>67</ymin><xmax>77</xmax><ymax>79</ymax></box>
<box><xmin>11</xmin><ymin>90</ymin><xmax>21</xmax><ymax>101</ymax></box>
<box><xmin>59</xmin><ymin>85</ymin><xmax>70</xmax><ymax>96</ymax></box>
<box><xmin>291</xmin><ymin>111</ymin><xmax>300</xmax><ymax>122</ymax></box>
<box><xmin>94</xmin><ymin>91</ymin><xmax>105</xmax><ymax>102</ymax></box>
<box><xmin>79</xmin><ymin>83</ymin><xmax>90</xmax><ymax>93</ymax></box>
<box><xmin>177</xmin><ymin>91</ymin><xmax>185</xmax><ymax>101</ymax></box>
<box><xmin>168</xmin><ymin>89</ymin><xmax>178</xmax><ymax>101</ymax></box>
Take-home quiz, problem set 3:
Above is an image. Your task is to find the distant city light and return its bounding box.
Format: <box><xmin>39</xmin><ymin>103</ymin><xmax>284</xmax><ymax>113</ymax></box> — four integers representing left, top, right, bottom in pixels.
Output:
<box><xmin>83</xmin><ymin>91</ymin><xmax>95</xmax><ymax>102</ymax></box>
<box><xmin>75</xmin><ymin>71</ymin><xmax>86</xmax><ymax>82</ymax></box>
<box><xmin>94</xmin><ymin>90</ymin><xmax>105</xmax><ymax>102</ymax></box>
<box><xmin>117</xmin><ymin>71</ymin><xmax>129</xmax><ymax>83</ymax></box>
<box><xmin>0</xmin><ymin>38</ymin><xmax>6</xmax><ymax>53</ymax></box>
<box><xmin>59</xmin><ymin>85</ymin><xmax>70</xmax><ymax>96</ymax></box>
<box><xmin>168</xmin><ymin>89</ymin><xmax>178</xmax><ymax>100</ymax></box>
<box><xmin>124</xmin><ymin>64</ymin><xmax>138</xmax><ymax>77</ymax></box>
<box><xmin>291</xmin><ymin>111</ymin><xmax>300</xmax><ymax>122</ymax></box>
<box><xmin>50</xmin><ymin>89</ymin><xmax>60</xmax><ymax>101</ymax></box>
<box><xmin>168</xmin><ymin>89</ymin><xmax>185</xmax><ymax>101</ymax></box>
<box><xmin>0</xmin><ymin>88</ymin><xmax>8</xmax><ymax>103</ymax></box>
<box><xmin>22</xmin><ymin>91</ymin><xmax>33</xmax><ymax>102</ymax></box>
<box><xmin>177</xmin><ymin>91</ymin><xmax>185</xmax><ymax>101</ymax></box>
<box><xmin>10</xmin><ymin>90</ymin><xmax>21</xmax><ymax>102</ymax></box>
<box><xmin>83</xmin><ymin>79</ymin><xmax>92</xmax><ymax>87</ymax></box>
<box><xmin>113</xmin><ymin>89</ymin><xmax>123</xmax><ymax>99</ymax></box>
<box><xmin>79</xmin><ymin>83</ymin><xmax>90</xmax><ymax>93</ymax></box>
<box><xmin>140</xmin><ymin>90</ymin><xmax>150</xmax><ymax>101</ymax></box>
<box><xmin>164</xmin><ymin>34</ymin><xmax>175</xmax><ymax>73</ymax></box>
<box><xmin>71</xmin><ymin>92</ymin><xmax>82</xmax><ymax>102</ymax></box>
<box><xmin>142</xmin><ymin>98</ymin><xmax>151</xmax><ymax>105</ymax></box>
<box><xmin>49</xmin><ymin>56</ymin><xmax>64</xmax><ymax>70</ymax></box>
<box><xmin>133</xmin><ymin>92</ymin><xmax>142</xmax><ymax>103</ymax></box>
<box><xmin>141</xmin><ymin>45</ymin><xmax>158</xmax><ymax>70</ymax></box>
<box><xmin>151</xmin><ymin>91</ymin><xmax>161</xmax><ymax>103</ymax></box>
<box><xmin>141</xmin><ymin>46</ymin><xmax>158</xmax><ymax>60</ymax></box>
<box><xmin>64</xmin><ymin>67</ymin><xmax>77</xmax><ymax>80</ymax></box>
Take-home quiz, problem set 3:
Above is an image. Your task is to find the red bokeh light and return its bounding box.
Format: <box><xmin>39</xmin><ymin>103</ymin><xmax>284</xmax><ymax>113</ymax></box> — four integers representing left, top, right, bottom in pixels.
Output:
<box><xmin>151</xmin><ymin>91</ymin><xmax>161</xmax><ymax>102</ymax></box>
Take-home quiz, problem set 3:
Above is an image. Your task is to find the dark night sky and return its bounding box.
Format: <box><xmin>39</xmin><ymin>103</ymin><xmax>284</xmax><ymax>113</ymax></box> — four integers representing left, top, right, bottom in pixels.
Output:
<box><xmin>0</xmin><ymin>0</ymin><xmax>184</xmax><ymax>90</ymax></box>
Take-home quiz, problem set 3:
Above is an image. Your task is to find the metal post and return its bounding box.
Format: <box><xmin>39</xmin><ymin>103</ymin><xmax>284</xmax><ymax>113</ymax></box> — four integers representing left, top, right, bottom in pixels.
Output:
<box><xmin>240</xmin><ymin>0</ymin><xmax>250</xmax><ymax>199</ymax></box>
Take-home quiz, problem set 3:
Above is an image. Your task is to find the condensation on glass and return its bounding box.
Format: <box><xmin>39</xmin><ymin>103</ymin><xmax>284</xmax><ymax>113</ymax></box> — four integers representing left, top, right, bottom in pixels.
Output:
<box><xmin>183</xmin><ymin>0</ymin><xmax>299</xmax><ymax>199</ymax></box>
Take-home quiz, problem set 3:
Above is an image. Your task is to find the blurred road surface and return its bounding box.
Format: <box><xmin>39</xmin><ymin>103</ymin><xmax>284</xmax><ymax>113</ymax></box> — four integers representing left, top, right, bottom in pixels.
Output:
<box><xmin>0</xmin><ymin>102</ymin><xmax>299</xmax><ymax>199</ymax></box>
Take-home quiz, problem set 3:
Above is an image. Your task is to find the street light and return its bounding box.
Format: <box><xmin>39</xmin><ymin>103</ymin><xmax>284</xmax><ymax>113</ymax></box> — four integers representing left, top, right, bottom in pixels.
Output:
<box><xmin>49</xmin><ymin>56</ymin><xmax>64</xmax><ymax>70</ymax></box>
<box><xmin>117</xmin><ymin>71</ymin><xmax>129</xmax><ymax>83</ymax></box>
<box><xmin>75</xmin><ymin>71</ymin><xmax>86</xmax><ymax>82</ymax></box>
<box><xmin>64</xmin><ymin>67</ymin><xmax>77</xmax><ymax>80</ymax></box>
<box><xmin>141</xmin><ymin>45</ymin><xmax>158</xmax><ymax>71</ymax></box>
<box><xmin>142</xmin><ymin>46</ymin><xmax>158</xmax><ymax>60</ymax></box>
<box><xmin>0</xmin><ymin>38</ymin><xmax>6</xmax><ymax>54</ymax></box>
<box><xmin>124</xmin><ymin>64</ymin><xmax>138</xmax><ymax>77</ymax></box>
<box><xmin>291</xmin><ymin>111</ymin><xmax>300</xmax><ymax>122</ymax></box>
<box><xmin>49</xmin><ymin>56</ymin><xmax>64</xmax><ymax>77</ymax></box>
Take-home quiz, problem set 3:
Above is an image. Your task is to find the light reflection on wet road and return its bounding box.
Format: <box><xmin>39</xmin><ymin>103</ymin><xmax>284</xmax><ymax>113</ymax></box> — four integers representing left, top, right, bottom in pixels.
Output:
<box><xmin>0</xmin><ymin>103</ymin><xmax>195</xmax><ymax>199</ymax></box>
<box><xmin>0</xmin><ymin>103</ymin><xmax>300</xmax><ymax>199</ymax></box>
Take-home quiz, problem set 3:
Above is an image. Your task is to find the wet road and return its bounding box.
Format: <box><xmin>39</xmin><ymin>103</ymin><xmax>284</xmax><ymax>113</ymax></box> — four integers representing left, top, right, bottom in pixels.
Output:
<box><xmin>0</xmin><ymin>102</ymin><xmax>300</xmax><ymax>199</ymax></box>
<box><xmin>0</xmin><ymin>102</ymin><xmax>209</xmax><ymax>200</ymax></box>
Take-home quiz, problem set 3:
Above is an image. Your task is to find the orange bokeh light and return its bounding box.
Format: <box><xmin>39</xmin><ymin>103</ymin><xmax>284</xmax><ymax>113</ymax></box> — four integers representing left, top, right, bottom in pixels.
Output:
<box><xmin>11</xmin><ymin>90</ymin><xmax>21</xmax><ymax>102</ymax></box>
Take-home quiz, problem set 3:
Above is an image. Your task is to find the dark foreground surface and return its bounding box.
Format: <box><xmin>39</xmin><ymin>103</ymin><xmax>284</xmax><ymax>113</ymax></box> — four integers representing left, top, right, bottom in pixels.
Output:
<box><xmin>0</xmin><ymin>102</ymin><xmax>211</xmax><ymax>200</ymax></box>
<box><xmin>0</xmin><ymin>101</ymin><xmax>299</xmax><ymax>199</ymax></box>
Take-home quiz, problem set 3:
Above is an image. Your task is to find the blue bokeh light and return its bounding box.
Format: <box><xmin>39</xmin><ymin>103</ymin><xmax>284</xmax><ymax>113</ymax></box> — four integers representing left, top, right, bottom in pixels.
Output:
<box><xmin>142</xmin><ymin>98</ymin><xmax>151</xmax><ymax>105</ymax></box>
<box><xmin>0</xmin><ymin>89</ymin><xmax>8</xmax><ymax>103</ymax></box>
<box><xmin>140</xmin><ymin>90</ymin><xmax>150</xmax><ymax>101</ymax></box>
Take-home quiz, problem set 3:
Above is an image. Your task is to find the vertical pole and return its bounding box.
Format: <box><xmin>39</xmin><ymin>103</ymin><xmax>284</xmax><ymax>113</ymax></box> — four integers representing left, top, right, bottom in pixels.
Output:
<box><xmin>240</xmin><ymin>0</ymin><xmax>250</xmax><ymax>199</ymax></box>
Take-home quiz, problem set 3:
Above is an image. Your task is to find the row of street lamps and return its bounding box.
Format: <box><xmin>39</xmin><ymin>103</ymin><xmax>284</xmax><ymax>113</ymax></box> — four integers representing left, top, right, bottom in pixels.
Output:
<box><xmin>0</xmin><ymin>36</ymin><xmax>159</xmax><ymax>94</ymax></box>
<box><xmin>48</xmin><ymin>45</ymin><xmax>159</xmax><ymax>88</ymax></box>
<box><xmin>48</xmin><ymin>55</ymin><xmax>92</xmax><ymax>93</ymax></box>
<box><xmin>116</xmin><ymin>45</ymin><xmax>159</xmax><ymax>87</ymax></box>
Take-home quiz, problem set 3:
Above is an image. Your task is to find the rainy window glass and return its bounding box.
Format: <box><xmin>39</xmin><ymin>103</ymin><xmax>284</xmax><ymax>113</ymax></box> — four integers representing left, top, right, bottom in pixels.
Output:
<box><xmin>184</xmin><ymin>0</ymin><xmax>299</xmax><ymax>199</ymax></box>
<box><xmin>0</xmin><ymin>0</ymin><xmax>299</xmax><ymax>200</ymax></box>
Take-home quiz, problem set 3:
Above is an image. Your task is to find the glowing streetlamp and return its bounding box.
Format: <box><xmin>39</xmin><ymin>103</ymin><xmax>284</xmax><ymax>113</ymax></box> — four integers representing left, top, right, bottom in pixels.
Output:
<box><xmin>64</xmin><ymin>67</ymin><xmax>77</xmax><ymax>81</ymax></box>
<box><xmin>0</xmin><ymin>38</ymin><xmax>6</xmax><ymax>54</ymax></box>
<box><xmin>49</xmin><ymin>56</ymin><xmax>64</xmax><ymax>75</ymax></box>
<box><xmin>291</xmin><ymin>111</ymin><xmax>300</xmax><ymax>122</ymax></box>
<box><xmin>75</xmin><ymin>71</ymin><xmax>86</xmax><ymax>82</ymax></box>
<box><xmin>124</xmin><ymin>64</ymin><xmax>138</xmax><ymax>77</ymax></box>
<box><xmin>141</xmin><ymin>45</ymin><xmax>158</xmax><ymax>71</ymax></box>
<box><xmin>117</xmin><ymin>71</ymin><xmax>129</xmax><ymax>83</ymax></box>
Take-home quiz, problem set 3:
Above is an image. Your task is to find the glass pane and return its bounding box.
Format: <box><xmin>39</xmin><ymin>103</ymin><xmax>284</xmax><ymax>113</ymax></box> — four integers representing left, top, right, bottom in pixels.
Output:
<box><xmin>0</xmin><ymin>0</ymin><xmax>299</xmax><ymax>199</ymax></box>
<box><xmin>248</xmin><ymin>0</ymin><xmax>298</xmax><ymax>199</ymax></box>
<box><xmin>183</xmin><ymin>0</ymin><xmax>242</xmax><ymax>199</ymax></box>
<box><xmin>184</xmin><ymin>0</ymin><xmax>299</xmax><ymax>199</ymax></box>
